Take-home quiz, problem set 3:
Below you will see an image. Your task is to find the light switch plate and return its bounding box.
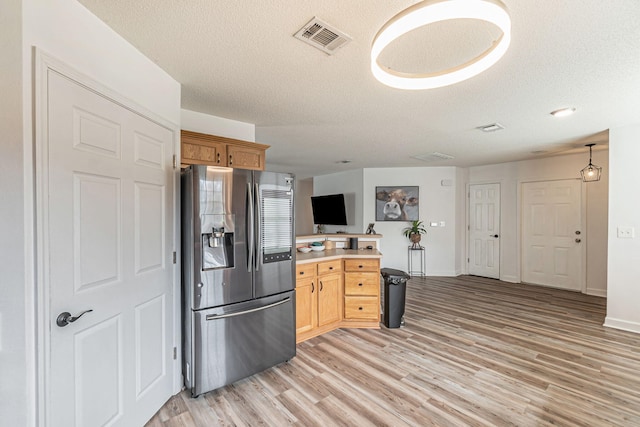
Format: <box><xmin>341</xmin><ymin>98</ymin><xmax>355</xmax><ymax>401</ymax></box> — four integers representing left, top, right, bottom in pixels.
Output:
<box><xmin>430</xmin><ymin>222</ymin><xmax>438</xmax><ymax>227</ymax></box>
<box><xmin>617</xmin><ymin>226</ymin><xmax>635</xmax><ymax>238</ymax></box>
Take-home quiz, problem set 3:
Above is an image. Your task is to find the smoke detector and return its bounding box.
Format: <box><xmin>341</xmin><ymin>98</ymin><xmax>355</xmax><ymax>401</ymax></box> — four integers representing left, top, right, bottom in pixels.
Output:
<box><xmin>294</xmin><ymin>17</ymin><xmax>352</xmax><ymax>55</ymax></box>
<box><xmin>411</xmin><ymin>152</ymin><xmax>455</xmax><ymax>162</ymax></box>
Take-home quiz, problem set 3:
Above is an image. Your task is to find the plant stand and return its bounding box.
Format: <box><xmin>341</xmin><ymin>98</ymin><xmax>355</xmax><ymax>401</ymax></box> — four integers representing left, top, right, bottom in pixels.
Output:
<box><xmin>407</xmin><ymin>246</ymin><xmax>426</xmax><ymax>277</ymax></box>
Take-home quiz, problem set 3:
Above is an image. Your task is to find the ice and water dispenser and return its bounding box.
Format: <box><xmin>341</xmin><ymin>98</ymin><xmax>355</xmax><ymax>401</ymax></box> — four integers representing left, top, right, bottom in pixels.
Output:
<box><xmin>201</xmin><ymin>214</ymin><xmax>235</xmax><ymax>270</ymax></box>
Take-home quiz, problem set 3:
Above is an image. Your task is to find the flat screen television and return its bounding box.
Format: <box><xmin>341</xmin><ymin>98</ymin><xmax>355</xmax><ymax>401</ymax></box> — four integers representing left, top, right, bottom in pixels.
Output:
<box><xmin>311</xmin><ymin>194</ymin><xmax>348</xmax><ymax>225</ymax></box>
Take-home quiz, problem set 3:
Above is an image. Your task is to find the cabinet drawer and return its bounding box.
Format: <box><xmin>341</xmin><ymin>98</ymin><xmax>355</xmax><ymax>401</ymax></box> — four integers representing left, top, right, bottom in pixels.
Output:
<box><xmin>344</xmin><ymin>259</ymin><xmax>379</xmax><ymax>272</ymax></box>
<box><xmin>317</xmin><ymin>259</ymin><xmax>342</xmax><ymax>276</ymax></box>
<box><xmin>344</xmin><ymin>296</ymin><xmax>379</xmax><ymax>320</ymax></box>
<box><xmin>296</xmin><ymin>263</ymin><xmax>316</xmax><ymax>279</ymax></box>
<box><xmin>344</xmin><ymin>272</ymin><xmax>379</xmax><ymax>296</ymax></box>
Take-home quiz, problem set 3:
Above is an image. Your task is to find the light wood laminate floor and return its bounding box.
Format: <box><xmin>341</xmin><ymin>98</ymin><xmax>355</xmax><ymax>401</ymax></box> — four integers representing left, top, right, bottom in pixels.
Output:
<box><xmin>147</xmin><ymin>276</ymin><xmax>640</xmax><ymax>426</ymax></box>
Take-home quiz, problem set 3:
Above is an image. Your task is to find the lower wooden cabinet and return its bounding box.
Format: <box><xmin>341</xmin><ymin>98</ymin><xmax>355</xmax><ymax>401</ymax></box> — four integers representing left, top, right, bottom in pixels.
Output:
<box><xmin>296</xmin><ymin>256</ymin><xmax>380</xmax><ymax>343</ymax></box>
<box><xmin>295</xmin><ymin>276</ymin><xmax>316</xmax><ymax>335</ymax></box>
<box><xmin>343</xmin><ymin>258</ymin><xmax>380</xmax><ymax>323</ymax></box>
<box><xmin>295</xmin><ymin>261</ymin><xmax>343</xmax><ymax>340</ymax></box>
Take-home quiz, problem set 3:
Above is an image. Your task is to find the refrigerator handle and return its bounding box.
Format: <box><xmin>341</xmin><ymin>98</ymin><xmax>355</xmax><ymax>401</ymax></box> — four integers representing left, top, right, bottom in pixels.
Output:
<box><xmin>254</xmin><ymin>182</ymin><xmax>261</xmax><ymax>271</ymax></box>
<box><xmin>247</xmin><ymin>182</ymin><xmax>254</xmax><ymax>272</ymax></box>
<box><xmin>205</xmin><ymin>297</ymin><xmax>291</xmax><ymax>320</ymax></box>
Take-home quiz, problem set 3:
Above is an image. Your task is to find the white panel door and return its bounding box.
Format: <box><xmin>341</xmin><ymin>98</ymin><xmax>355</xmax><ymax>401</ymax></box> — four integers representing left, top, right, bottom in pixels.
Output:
<box><xmin>468</xmin><ymin>183</ymin><xmax>500</xmax><ymax>279</ymax></box>
<box><xmin>522</xmin><ymin>180</ymin><xmax>582</xmax><ymax>291</ymax></box>
<box><xmin>46</xmin><ymin>69</ymin><xmax>174</xmax><ymax>426</ymax></box>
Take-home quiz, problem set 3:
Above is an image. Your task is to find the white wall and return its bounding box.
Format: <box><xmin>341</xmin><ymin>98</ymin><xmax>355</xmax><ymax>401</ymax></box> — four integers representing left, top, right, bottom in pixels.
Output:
<box><xmin>295</xmin><ymin>178</ymin><xmax>314</xmax><ymax>235</ymax></box>
<box><xmin>468</xmin><ymin>150</ymin><xmax>609</xmax><ymax>295</ymax></box>
<box><xmin>1</xmin><ymin>1</ymin><xmax>26</xmax><ymax>426</ymax></box>
<box><xmin>362</xmin><ymin>167</ymin><xmax>458</xmax><ymax>274</ymax></box>
<box><xmin>181</xmin><ymin>109</ymin><xmax>255</xmax><ymax>142</ymax></box>
<box><xmin>313</xmin><ymin>169</ymin><xmax>364</xmax><ymax>234</ymax></box>
<box><xmin>605</xmin><ymin>124</ymin><xmax>640</xmax><ymax>333</ymax></box>
<box><xmin>9</xmin><ymin>1</ymin><xmax>182</xmax><ymax>425</ymax></box>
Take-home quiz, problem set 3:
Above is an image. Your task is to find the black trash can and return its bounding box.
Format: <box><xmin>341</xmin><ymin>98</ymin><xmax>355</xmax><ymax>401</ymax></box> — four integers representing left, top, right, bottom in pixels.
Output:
<box><xmin>380</xmin><ymin>268</ymin><xmax>410</xmax><ymax>328</ymax></box>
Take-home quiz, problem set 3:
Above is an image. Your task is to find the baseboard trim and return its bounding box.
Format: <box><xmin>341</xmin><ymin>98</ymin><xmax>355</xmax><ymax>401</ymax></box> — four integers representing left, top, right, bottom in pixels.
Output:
<box><xmin>604</xmin><ymin>316</ymin><xmax>640</xmax><ymax>334</ymax></box>
<box><xmin>500</xmin><ymin>275</ymin><xmax>519</xmax><ymax>283</ymax></box>
<box><xmin>586</xmin><ymin>288</ymin><xmax>607</xmax><ymax>298</ymax></box>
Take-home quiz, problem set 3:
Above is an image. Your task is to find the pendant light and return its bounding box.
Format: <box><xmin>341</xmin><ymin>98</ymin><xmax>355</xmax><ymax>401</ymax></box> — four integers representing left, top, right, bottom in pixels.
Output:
<box><xmin>580</xmin><ymin>143</ymin><xmax>602</xmax><ymax>182</ymax></box>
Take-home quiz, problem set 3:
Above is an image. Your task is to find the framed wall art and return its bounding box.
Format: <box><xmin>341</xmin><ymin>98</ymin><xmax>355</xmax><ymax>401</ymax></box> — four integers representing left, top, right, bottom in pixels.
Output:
<box><xmin>375</xmin><ymin>186</ymin><xmax>419</xmax><ymax>221</ymax></box>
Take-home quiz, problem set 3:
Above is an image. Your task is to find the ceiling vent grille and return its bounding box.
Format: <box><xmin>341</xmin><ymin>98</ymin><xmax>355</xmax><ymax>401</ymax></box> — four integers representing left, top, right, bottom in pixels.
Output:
<box><xmin>478</xmin><ymin>123</ymin><xmax>505</xmax><ymax>132</ymax></box>
<box><xmin>411</xmin><ymin>152</ymin><xmax>455</xmax><ymax>162</ymax></box>
<box><xmin>294</xmin><ymin>17</ymin><xmax>352</xmax><ymax>55</ymax></box>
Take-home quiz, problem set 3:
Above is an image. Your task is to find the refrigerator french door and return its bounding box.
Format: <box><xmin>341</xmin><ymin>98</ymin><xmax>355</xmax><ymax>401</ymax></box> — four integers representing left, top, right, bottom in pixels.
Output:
<box><xmin>181</xmin><ymin>165</ymin><xmax>296</xmax><ymax>397</ymax></box>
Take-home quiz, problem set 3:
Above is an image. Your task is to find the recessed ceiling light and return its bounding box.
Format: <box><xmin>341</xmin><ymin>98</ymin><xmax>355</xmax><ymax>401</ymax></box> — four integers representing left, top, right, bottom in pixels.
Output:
<box><xmin>477</xmin><ymin>123</ymin><xmax>504</xmax><ymax>132</ymax></box>
<box><xmin>336</xmin><ymin>160</ymin><xmax>352</xmax><ymax>164</ymax></box>
<box><xmin>550</xmin><ymin>107</ymin><xmax>576</xmax><ymax>117</ymax></box>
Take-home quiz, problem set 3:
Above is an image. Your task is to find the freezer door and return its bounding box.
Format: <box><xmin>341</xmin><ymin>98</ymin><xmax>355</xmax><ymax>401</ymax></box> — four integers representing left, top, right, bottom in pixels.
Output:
<box><xmin>188</xmin><ymin>291</ymin><xmax>296</xmax><ymax>396</ymax></box>
<box><xmin>253</xmin><ymin>171</ymin><xmax>296</xmax><ymax>298</ymax></box>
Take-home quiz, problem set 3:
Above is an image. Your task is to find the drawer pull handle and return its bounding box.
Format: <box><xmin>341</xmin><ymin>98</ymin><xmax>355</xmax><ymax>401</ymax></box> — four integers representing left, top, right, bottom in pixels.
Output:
<box><xmin>299</xmin><ymin>271</ymin><xmax>304</xmax><ymax>275</ymax></box>
<box><xmin>358</xmin><ymin>283</ymin><xmax>363</xmax><ymax>286</ymax></box>
<box><xmin>358</xmin><ymin>307</ymin><xmax>363</xmax><ymax>310</ymax></box>
<box><xmin>320</xmin><ymin>281</ymin><xmax>324</xmax><ymax>291</ymax></box>
<box><xmin>358</xmin><ymin>265</ymin><xmax>363</xmax><ymax>268</ymax></box>
<box><xmin>329</xmin><ymin>266</ymin><xmax>333</xmax><ymax>270</ymax></box>
<box><xmin>217</xmin><ymin>152</ymin><xmax>221</xmax><ymax>164</ymax></box>
<box><xmin>311</xmin><ymin>282</ymin><xmax>315</xmax><ymax>293</ymax></box>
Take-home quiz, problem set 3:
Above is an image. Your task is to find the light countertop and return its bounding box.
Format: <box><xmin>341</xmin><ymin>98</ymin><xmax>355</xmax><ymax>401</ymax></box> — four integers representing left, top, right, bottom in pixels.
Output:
<box><xmin>296</xmin><ymin>233</ymin><xmax>383</xmax><ymax>240</ymax></box>
<box><xmin>295</xmin><ymin>248</ymin><xmax>382</xmax><ymax>264</ymax></box>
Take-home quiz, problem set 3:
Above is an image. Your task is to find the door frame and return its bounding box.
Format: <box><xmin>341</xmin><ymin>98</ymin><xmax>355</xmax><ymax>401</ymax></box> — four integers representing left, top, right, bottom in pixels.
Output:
<box><xmin>33</xmin><ymin>49</ymin><xmax>181</xmax><ymax>425</ymax></box>
<box><xmin>518</xmin><ymin>178</ymin><xmax>587</xmax><ymax>292</ymax></box>
<box><xmin>466</xmin><ymin>180</ymin><xmax>503</xmax><ymax>279</ymax></box>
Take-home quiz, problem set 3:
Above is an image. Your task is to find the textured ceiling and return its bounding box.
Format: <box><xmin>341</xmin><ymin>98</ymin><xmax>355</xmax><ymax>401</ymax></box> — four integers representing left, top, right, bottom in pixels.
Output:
<box><xmin>79</xmin><ymin>0</ymin><xmax>640</xmax><ymax>178</ymax></box>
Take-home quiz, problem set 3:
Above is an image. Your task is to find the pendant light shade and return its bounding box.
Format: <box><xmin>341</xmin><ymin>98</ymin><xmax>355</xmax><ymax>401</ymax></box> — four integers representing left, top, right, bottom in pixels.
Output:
<box><xmin>580</xmin><ymin>143</ymin><xmax>602</xmax><ymax>182</ymax></box>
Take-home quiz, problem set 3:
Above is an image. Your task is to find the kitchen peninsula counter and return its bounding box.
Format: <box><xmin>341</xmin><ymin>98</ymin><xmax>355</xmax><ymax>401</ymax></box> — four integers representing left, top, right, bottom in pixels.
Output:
<box><xmin>294</xmin><ymin>247</ymin><xmax>382</xmax><ymax>342</ymax></box>
<box><xmin>295</xmin><ymin>248</ymin><xmax>382</xmax><ymax>264</ymax></box>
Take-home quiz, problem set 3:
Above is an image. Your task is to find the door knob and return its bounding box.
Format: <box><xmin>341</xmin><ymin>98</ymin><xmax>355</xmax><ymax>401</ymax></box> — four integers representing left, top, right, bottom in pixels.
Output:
<box><xmin>490</xmin><ymin>234</ymin><xmax>499</xmax><ymax>238</ymax></box>
<box><xmin>575</xmin><ymin>238</ymin><xmax>582</xmax><ymax>243</ymax></box>
<box><xmin>56</xmin><ymin>309</ymin><xmax>93</xmax><ymax>327</ymax></box>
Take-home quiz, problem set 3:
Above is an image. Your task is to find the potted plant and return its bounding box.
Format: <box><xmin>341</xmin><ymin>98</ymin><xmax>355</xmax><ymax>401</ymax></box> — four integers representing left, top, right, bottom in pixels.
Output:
<box><xmin>402</xmin><ymin>220</ymin><xmax>427</xmax><ymax>248</ymax></box>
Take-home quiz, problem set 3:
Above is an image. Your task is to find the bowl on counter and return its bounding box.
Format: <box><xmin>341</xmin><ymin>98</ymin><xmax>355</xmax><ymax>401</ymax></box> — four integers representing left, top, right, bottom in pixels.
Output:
<box><xmin>310</xmin><ymin>245</ymin><xmax>325</xmax><ymax>251</ymax></box>
<box><xmin>297</xmin><ymin>246</ymin><xmax>312</xmax><ymax>253</ymax></box>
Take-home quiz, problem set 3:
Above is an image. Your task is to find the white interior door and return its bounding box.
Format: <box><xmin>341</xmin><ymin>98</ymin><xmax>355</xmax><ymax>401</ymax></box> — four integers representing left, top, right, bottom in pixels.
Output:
<box><xmin>45</xmin><ymin>69</ymin><xmax>175</xmax><ymax>426</ymax></box>
<box><xmin>468</xmin><ymin>183</ymin><xmax>501</xmax><ymax>279</ymax></box>
<box><xmin>522</xmin><ymin>180</ymin><xmax>582</xmax><ymax>291</ymax></box>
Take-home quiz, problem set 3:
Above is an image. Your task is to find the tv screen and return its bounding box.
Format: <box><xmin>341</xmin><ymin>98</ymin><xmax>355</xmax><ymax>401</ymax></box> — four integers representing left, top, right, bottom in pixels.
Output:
<box><xmin>311</xmin><ymin>194</ymin><xmax>348</xmax><ymax>225</ymax></box>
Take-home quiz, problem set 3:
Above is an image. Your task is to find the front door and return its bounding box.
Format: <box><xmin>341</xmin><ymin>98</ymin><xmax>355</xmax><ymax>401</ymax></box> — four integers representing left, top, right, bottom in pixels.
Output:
<box><xmin>44</xmin><ymin>68</ymin><xmax>175</xmax><ymax>426</ymax></box>
<box><xmin>468</xmin><ymin>183</ymin><xmax>501</xmax><ymax>279</ymax></box>
<box><xmin>521</xmin><ymin>179</ymin><xmax>583</xmax><ymax>291</ymax></box>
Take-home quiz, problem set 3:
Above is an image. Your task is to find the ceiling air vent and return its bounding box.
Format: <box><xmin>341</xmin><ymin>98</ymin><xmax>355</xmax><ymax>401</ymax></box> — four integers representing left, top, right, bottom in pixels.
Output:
<box><xmin>478</xmin><ymin>123</ymin><xmax>505</xmax><ymax>132</ymax></box>
<box><xmin>294</xmin><ymin>17</ymin><xmax>352</xmax><ymax>55</ymax></box>
<box><xmin>411</xmin><ymin>152</ymin><xmax>455</xmax><ymax>162</ymax></box>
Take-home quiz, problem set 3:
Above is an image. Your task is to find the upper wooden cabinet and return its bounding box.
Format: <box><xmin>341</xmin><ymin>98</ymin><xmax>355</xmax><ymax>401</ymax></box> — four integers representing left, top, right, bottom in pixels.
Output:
<box><xmin>181</xmin><ymin>130</ymin><xmax>270</xmax><ymax>170</ymax></box>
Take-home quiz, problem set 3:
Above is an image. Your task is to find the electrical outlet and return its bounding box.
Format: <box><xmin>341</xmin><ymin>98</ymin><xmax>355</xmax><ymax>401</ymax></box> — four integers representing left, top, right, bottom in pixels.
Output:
<box><xmin>430</xmin><ymin>222</ymin><xmax>438</xmax><ymax>227</ymax></box>
<box><xmin>617</xmin><ymin>226</ymin><xmax>635</xmax><ymax>238</ymax></box>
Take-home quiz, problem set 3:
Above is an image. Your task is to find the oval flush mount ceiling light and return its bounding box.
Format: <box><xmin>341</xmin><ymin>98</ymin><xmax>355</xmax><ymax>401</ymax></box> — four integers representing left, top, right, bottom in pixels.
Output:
<box><xmin>371</xmin><ymin>0</ymin><xmax>511</xmax><ymax>90</ymax></box>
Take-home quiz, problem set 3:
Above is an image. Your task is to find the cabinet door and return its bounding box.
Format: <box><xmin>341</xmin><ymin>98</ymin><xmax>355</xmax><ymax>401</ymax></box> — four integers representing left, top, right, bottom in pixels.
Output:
<box><xmin>295</xmin><ymin>277</ymin><xmax>316</xmax><ymax>334</ymax></box>
<box><xmin>181</xmin><ymin>139</ymin><xmax>227</xmax><ymax>166</ymax></box>
<box><xmin>227</xmin><ymin>144</ymin><xmax>265</xmax><ymax>170</ymax></box>
<box><xmin>317</xmin><ymin>273</ymin><xmax>342</xmax><ymax>327</ymax></box>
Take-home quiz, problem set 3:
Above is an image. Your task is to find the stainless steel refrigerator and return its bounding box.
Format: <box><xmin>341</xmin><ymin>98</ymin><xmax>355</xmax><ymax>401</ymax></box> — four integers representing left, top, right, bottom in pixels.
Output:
<box><xmin>181</xmin><ymin>165</ymin><xmax>296</xmax><ymax>397</ymax></box>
